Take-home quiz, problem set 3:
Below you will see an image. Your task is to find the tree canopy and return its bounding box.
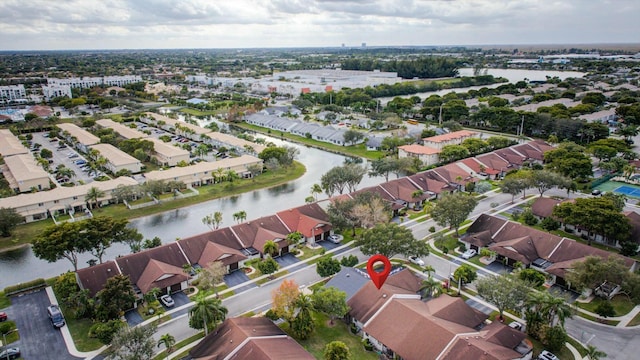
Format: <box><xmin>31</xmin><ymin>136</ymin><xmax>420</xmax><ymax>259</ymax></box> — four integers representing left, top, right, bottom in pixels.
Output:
<box><xmin>430</xmin><ymin>192</ymin><xmax>478</xmax><ymax>236</ymax></box>
<box><xmin>355</xmin><ymin>222</ymin><xmax>429</xmax><ymax>259</ymax></box>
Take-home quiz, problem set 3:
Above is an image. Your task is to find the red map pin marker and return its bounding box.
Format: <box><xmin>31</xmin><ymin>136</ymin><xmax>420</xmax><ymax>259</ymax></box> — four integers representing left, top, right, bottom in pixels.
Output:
<box><xmin>367</xmin><ymin>254</ymin><xmax>391</xmax><ymax>290</ymax></box>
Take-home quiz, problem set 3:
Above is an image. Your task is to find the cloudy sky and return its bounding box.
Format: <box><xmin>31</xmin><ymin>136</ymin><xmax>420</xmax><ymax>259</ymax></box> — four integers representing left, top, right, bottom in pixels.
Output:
<box><xmin>1</xmin><ymin>0</ymin><xmax>638</xmax><ymax>50</ymax></box>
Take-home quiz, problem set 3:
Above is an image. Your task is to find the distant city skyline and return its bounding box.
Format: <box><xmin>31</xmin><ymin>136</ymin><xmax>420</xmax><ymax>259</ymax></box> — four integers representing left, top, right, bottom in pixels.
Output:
<box><xmin>1</xmin><ymin>0</ymin><xmax>639</xmax><ymax>51</ymax></box>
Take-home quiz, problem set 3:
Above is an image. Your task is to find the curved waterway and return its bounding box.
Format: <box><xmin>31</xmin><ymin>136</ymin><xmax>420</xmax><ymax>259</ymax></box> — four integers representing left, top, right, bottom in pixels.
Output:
<box><xmin>0</xmin><ymin>136</ymin><xmax>385</xmax><ymax>287</ymax></box>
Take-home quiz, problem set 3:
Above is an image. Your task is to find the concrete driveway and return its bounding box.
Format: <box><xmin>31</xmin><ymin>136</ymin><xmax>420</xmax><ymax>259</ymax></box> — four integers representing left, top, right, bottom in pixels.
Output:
<box><xmin>318</xmin><ymin>240</ymin><xmax>341</xmax><ymax>251</ymax></box>
<box><xmin>224</xmin><ymin>270</ymin><xmax>252</xmax><ymax>287</ymax></box>
<box><xmin>8</xmin><ymin>289</ymin><xmax>81</xmax><ymax>360</ymax></box>
<box><xmin>274</xmin><ymin>253</ymin><xmax>299</xmax><ymax>267</ymax></box>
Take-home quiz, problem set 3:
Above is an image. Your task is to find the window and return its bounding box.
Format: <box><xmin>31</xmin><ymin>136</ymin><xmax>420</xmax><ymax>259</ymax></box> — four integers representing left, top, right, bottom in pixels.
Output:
<box><xmin>38</xmin><ymin>203</ymin><xmax>44</xmax><ymax>207</ymax></box>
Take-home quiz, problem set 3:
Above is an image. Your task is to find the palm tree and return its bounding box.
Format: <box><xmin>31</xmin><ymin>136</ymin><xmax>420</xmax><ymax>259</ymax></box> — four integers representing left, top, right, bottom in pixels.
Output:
<box><xmin>57</xmin><ymin>166</ymin><xmax>76</xmax><ymax>179</ymax></box>
<box><xmin>419</xmin><ymin>277</ymin><xmax>441</xmax><ymax>299</ymax></box>
<box><xmin>143</xmin><ymin>287</ymin><xmax>161</xmax><ymax>305</ymax></box>
<box><xmin>225</xmin><ymin>170</ymin><xmax>240</xmax><ymax>183</ymax></box>
<box><xmin>585</xmin><ymin>345</ymin><xmax>607</xmax><ymax>360</ymax></box>
<box><xmin>310</xmin><ymin>183</ymin><xmax>323</xmax><ymax>201</ymax></box>
<box><xmin>85</xmin><ymin>186</ymin><xmax>105</xmax><ymax>210</ymax></box>
<box><xmin>263</xmin><ymin>240</ymin><xmax>279</xmax><ymax>258</ymax></box>
<box><xmin>422</xmin><ymin>265</ymin><xmax>435</xmax><ymax>277</ymax></box>
<box><xmin>157</xmin><ymin>333</ymin><xmax>176</xmax><ymax>356</ymax></box>
<box><xmin>189</xmin><ymin>293</ymin><xmax>228</xmax><ymax>336</ymax></box>
<box><xmin>202</xmin><ymin>211</ymin><xmax>223</xmax><ymax>230</ymax></box>
<box><xmin>232</xmin><ymin>210</ymin><xmax>247</xmax><ymax>224</ymax></box>
<box><xmin>527</xmin><ymin>291</ymin><xmax>573</xmax><ymax>328</ymax></box>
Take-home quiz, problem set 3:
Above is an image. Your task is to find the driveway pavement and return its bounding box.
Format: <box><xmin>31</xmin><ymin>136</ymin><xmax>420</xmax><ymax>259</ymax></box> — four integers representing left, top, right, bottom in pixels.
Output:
<box><xmin>124</xmin><ymin>309</ymin><xmax>144</xmax><ymax>326</ymax></box>
<box><xmin>224</xmin><ymin>270</ymin><xmax>252</xmax><ymax>288</ymax></box>
<box><xmin>274</xmin><ymin>253</ymin><xmax>299</xmax><ymax>267</ymax></box>
<box><xmin>318</xmin><ymin>240</ymin><xmax>341</xmax><ymax>251</ymax></box>
<box><xmin>9</xmin><ymin>289</ymin><xmax>81</xmax><ymax>360</ymax></box>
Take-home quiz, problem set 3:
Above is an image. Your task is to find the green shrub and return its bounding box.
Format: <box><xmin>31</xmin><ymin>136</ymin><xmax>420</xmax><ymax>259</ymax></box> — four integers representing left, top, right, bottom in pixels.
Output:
<box><xmin>428</xmin><ymin>226</ymin><xmax>436</xmax><ymax>233</ymax></box>
<box><xmin>340</xmin><ymin>255</ymin><xmax>359</xmax><ymax>267</ymax></box>
<box><xmin>317</xmin><ymin>257</ymin><xmax>341</xmax><ymax>277</ymax></box>
<box><xmin>542</xmin><ymin>325</ymin><xmax>567</xmax><ymax>352</ymax></box>
<box><xmin>4</xmin><ymin>278</ymin><xmax>46</xmax><ymax>295</ymax></box>
<box><xmin>89</xmin><ymin>320</ymin><xmax>125</xmax><ymax>345</ymax></box>
<box><xmin>0</xmin><ymin>320</ymin><xmax>17</xmax><ymax>335</ymax></box>
<box><xmin>595</xmin><ymin>301</ymin><xmax>616</xmax><ymax>318</ymax></box>
<box><xmin>265</xmin><ymin>309</ymin><xmax>280</xmax><ymax>321</ymax></box>
<box><xmin>362</xmin><ymin>338</ymin><xmax>374</xmax><ymax>351</ymax></box>
<box><xmin>540</xmin><ymin>217</ymin><xmax>560</xmax><ymax>231</ymax></box>
<box><xmin>522</xmin><ymin>209</ymin><xmax>538</xmax><ymax>226</ymax></box>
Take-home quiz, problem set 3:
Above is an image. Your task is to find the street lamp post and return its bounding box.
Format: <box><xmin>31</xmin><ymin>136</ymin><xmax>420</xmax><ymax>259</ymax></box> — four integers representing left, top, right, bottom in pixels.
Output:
<box><xmin>2</xmin><ymin>328</ymin><xmax>18</xmax><ymax>360</ymax></box>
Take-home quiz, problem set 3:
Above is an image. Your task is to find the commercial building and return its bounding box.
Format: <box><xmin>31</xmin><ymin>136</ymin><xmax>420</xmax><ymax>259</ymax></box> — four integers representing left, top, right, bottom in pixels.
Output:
<box><xmin>42</xmin><ymin>84</ymin><xmax>72</xmax><ymax>101</ymax></box>
<box><xmin>47</xmin><ymin>75</ymin><xmax>142</xmax><ymax>89</ymax></box>
<box><xmin>0</xmin><ymin>85</ymin><xmax>26</xmax><ymax>102</ymax></box>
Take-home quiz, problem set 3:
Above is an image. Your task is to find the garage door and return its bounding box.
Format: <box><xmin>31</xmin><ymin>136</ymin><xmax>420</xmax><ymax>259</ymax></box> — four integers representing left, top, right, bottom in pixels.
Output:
<box><xmin>229</xmin><ymin>262</ymin><xmax>239</xmax><ymax>272</ymax></box>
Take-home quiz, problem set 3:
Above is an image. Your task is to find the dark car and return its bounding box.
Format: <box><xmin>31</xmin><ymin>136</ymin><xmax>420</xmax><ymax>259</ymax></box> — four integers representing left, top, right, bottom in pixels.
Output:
<box><xmin>0</xmin><ymin>311</ymin><xmax>7</xmax><ymax>321</ymax></box>
<box><xmin>47</xmin><ymin>305</ymin><xmax>65</xmax><ymax>328</ymax></box>
<box><xmin>0</xmin><ymin>347</ymin><xmax>20</xmax><ymax>360</ymax></box>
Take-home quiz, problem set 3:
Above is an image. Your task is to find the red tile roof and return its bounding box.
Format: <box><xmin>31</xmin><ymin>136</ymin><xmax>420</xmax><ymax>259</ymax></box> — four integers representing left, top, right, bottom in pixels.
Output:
<box><xmin>398</xmin><ymin>144</ymin><xmax>440</xmax><ymax>155</ymax></box>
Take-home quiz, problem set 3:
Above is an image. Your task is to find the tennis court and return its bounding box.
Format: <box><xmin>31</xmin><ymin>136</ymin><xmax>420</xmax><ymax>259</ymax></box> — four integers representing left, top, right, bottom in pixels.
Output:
<box><xmin>613</xmin><ymin>185</ymin><xmax>640</xmax><ymax>198</ymax></box>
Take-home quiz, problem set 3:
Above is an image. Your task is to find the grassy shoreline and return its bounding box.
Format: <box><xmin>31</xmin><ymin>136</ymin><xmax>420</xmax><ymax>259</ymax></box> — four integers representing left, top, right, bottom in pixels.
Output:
<box><xmin>0</xmin><ymin>162</ymin><xmax>306</xmax><ymax>252</ymax></box>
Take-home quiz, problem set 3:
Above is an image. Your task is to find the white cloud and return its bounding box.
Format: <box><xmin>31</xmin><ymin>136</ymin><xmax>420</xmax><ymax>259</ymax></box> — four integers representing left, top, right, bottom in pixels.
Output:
<box><xmin>0</xmin><ymin>0</ymin><xmax>638</xmax><ymax>50</ymax></box>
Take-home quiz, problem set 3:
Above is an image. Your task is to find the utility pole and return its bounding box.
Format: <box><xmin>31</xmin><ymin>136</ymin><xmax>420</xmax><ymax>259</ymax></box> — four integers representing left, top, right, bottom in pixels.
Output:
<box><xmin>438</xmin><ymin>104</ymin><xmax>444</xmax><ymax>126</ymax></box>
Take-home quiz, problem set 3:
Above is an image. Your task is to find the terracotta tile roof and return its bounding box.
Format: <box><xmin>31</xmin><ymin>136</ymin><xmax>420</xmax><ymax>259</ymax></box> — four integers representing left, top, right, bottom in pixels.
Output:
<box><xmin>407</xmin><ymin>172</ymin><xmax>452</xmax><ymax>194</ymax></box>
<box><xmin>27</xmin><ymin>105</ymin><xmax>53</xmax><ymax>118</ymax></box>
<box><xmin>189</xmin><ymin>317</ymin><xmax>314</xmax><ymax>360</ymax></box>
<box><xmin>76</xmin><ymin>261</ymin><xmax>120</xmax><ymax>297</ymax></box>
<box><xmin>136</xmin><ymin>259</ymin><xmax>188</xmax><ymax>294</ymax></box>
<box><xmin>433</xmin><ymin>163</ymin><xmax>478</xmax><ymax>184</ymax></box>
<box><xmin>493</xmin><ymin>148</ymin><xmax>526</xmax><ymax>166</ymax></box>
<box><xmin>115</xmin><ymin>243</ymin><xmax>189</xmax><ymax>288</ymax></box>
<box><xmin>276</xmin><ymin>203</ymin><xmax>332</xmax><ymax>238</ymax></box>
<box><xmin>531</xmin><ymin>197</ymin><xmax>563</xmax><ymax>218</ymax></box>
<box><xmin>423</xmin><ymin>130</ymin><xmax>479</xmax><ymax>143</ymax></box>
<box><xmin>475</xmin><ymin>153</ymin><xmax>511</xmax><ymax>174</ymax></box>
<box><xmin>198</xmin><ymin>241</ymin><xmax>247</xmax><ymax>268</ymax></box>
<box><xmin>398</xmin><ymin>144</ymin><xmax>440</xmax><ymax>155</ymax></box>
<box><xmin>378</xmin><ymin>178</ymin><xmax>428</xmax><ymax>203</ymax></box>
<box><xmin>178</xmin><ymin>228</ymin><xmax>245</xmax><ymax>264</ymax></box>
<box><xmin>230</xmin><ymin>215</ymin><xmax>290</xmax><ymax>254</ymax></box>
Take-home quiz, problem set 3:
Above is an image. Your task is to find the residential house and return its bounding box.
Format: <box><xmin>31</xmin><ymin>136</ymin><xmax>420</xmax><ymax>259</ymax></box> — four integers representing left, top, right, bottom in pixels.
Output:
<box><xmin>75</xmin><ymin>261</ymin><xmax>121</xmax><ymax>297</ymax></box>
<box><xmin>398</xmin><ymin>144</ymin><xmax>440</xmax><ymax>167</ymax></box>
<box><xmin>189</xmin><ymin>317</ymin><xmax>314</xmax><ymax>360</ymax></box>
<box><xmin>0</xmin><ymin>177</ymin><xmax>138</xmax><ymax>222</ymax></box>
<box><xmin>147</xmin><ymin>138</ymin><xmax>190</xmax><ymax>167</ymax></box>
<box><xmin>493</xmin><ymin>147</ymin><xmax>527</xmax><ymax>168</ymax></box>
<box><xmin>231</xmin><ymin>215</ymin><xmax>293</xmax><ymax>257</ymax></box>
<box><xmin>178</xmin><ymin>227</ymin><xmax>249</xmax><ymax>273</ymax></box>
<box><xmin>475</xmin><ymin>153</ymin><xmax>512</xmax><ymax>178</ymax></box>
<box><xmin>458</xmin><ymin>157</ymin><xmax>500</xmax><ymax>179</ymax></box>
<box><xmin>530</xmin><ymin>197</ymin><xmax>564</xmax><ymax>220</ymax></box>
<box><xmin>407</xmin><ymin>172</ymin><xmax>455</xmax><ymax>198</ymax></box>
<box><xmin>366</xmin><ymin>136</ymin><xmax>383</xmax><ymax>151</ymax></box>
<box><xmin>56</xmin><ymin>123</ymin><xmax>100</xmax><ymax>153</ymax></box>
<box><xmin>422</xmin><ymin>130</ymin><xmax>481</xmax><ymax>150</ymax></box>
<box><xmin>115</xmin><ymin>243</ymin><xmax>190</xmax><ymax>296</ymax></box>
<box><xmin>96</xmin><ymin>118</ymin><xmax>148</xmax><ymax>140</ymax></box>
<box><xmin>143</xmin><ymin>155</ymin><xmax>263</xmax><ymax>186</ymax></box>
<box><xmin>511</xmin><ymin>140</ymin><xmax>554</xmax><ymax>164</ymax></box>
<box><xmin>378</xmin><ymin>177</ymin><xmax>431</xmax><ymax>210</ymax></box>
<box><xmin>346</xmin><ymin>269</ymin><xmax>531</xmax><ymax>360</ymax></box>
<box><xmin>276</xmin><ymin>203</ymin><xmax>332</xmax><ymax>246</ymax></box>
<box><xmin>90</xmin><ymin>143</ymin><xmax>142</xmax><ymax>174</ymax></box>
<box><xmin>430</xmin><ymin>163</ymin><xmax>478</xmax><ymax>190</ymax></box>
<box><xmin>461</xmin><ymin>214</ymin><xmax>637</xmax><ymax>288</ymax></box>
<box><xmin>2</xmin><ymin>154</ymin><xmax>51</xmax><ymax>193</ymax></box>
<box><xmin>204</xmin><ymin>131</ymin><xmax>267</xmax><ymax>155</ymax></box>
<box><xmin>0</xmin><ymin>129</ymin><xmax>29</xmax><ymax>157</ymax></box>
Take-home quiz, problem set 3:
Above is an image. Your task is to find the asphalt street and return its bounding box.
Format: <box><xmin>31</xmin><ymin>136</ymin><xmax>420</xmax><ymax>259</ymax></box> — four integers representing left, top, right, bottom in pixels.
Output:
<box><xmin>8</xmin><ymin>289</ymin><xmax>81</xmax><ymax>360</ymax></box>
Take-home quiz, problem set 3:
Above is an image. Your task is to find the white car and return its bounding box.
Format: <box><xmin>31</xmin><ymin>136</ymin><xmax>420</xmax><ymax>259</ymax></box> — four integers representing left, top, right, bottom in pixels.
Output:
<box><xmin>160</xmin><ymin>295</ymin><xmax>175</xmax><ymax>308</ymax></box>
<box><xmin>327</xmin><ymin>234</ymin><xmax>343</xmax><ymax>244</ymax></box>
<box><xmin>408</xmin><ymin>256</ymin><xmax>425</xmax><ymax>266</ymax></box>
<box><xmin>461</xmin><ymin>249</ymin><xmax>477</xmax><ymax>259</ymax></box>
<box><xmin>508</xmin><ymin>321</ymin><xmax>523</xmax><ymax>331</ymax></box>
<box><xmin>538</xmin><ymin>350</ymin><xmax>559</xmax><ymax>360</ymax></box>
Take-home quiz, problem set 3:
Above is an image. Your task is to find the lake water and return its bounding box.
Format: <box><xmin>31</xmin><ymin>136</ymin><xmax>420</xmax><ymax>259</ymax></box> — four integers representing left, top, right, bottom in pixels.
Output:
<box><xmin>0</xmin><ymin>135</ymin><xmax>385</xmax><ymax>287</ymax></box>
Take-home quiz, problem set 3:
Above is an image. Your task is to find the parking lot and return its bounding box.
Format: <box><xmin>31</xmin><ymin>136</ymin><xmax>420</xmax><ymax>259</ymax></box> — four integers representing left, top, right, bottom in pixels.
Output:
<box><xmin>30</xmin><ymin>132</ymin><xmax>102</xmax><ymax>185</ymax></box>
<box><xmin>7</xmin><ymin>290</ymin><xmax>80</xmax><ymax>360</ymax></box>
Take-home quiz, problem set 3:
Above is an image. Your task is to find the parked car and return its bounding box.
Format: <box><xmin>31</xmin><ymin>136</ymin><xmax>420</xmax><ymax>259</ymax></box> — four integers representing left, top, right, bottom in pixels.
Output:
<box><xmin>0</xmin><ymin>347</ymin><xmax>20</xmax><ymax>360</ymax></box>
<box><xmin>461</xmin><ymin>249</ymin><xmax>477</xmax><ymax>259</ymax></box>
<box><xmin>538</xmin><ymin>350</ymin><xmax>559</xmax><ymax>360</ymax></box>
<box><xmin>408</xmin><ymin>256</ymin><xmax>425</xmax><ymax>266</ymax></box>
<box><xmin>160</xmin><ymin>295</ymin><xmax>175</xmax><ymax>308</ymax></box>
<box><xmin>75</xmin><ymin>160</ymin><xmax>86</xmax><ymax>165</ymax></box>
<box><xmin>0</xmin><ymin>311</ymin><xmax>7</xmax><ymax>321</ymax></box>
<box><xmin>47</xmin><ymin>304</ymin><xmax>65</xmax><ymax>328</ymax></box>
<box><xmin>68</xmin><ymin>153</ymin><xmax>79</xmax><ymax>159</ymax></box>
<box><xmin>508</xmin><ymin>321</ymin><xmax>523</xmax><ymax>331</ymax></box>
<box><xmin>591</xmin><ymin>189</ymin><xmax>602</xmax><ymax>196</ymax></box>
<box><xmin>327</xmin><ymin>234</ymin><xmax>343</xmax><ymax>244</ymax></box>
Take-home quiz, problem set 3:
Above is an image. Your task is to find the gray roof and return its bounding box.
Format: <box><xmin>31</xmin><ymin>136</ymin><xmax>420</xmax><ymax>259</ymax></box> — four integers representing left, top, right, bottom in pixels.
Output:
<box><xmin>325</xmin><ymin>267</ymin><xmax>370</xmax><ymax>301</ymax></box>
<box><xmin>367</xmin><ymin>136</ymin><xmax>384</xmax><ymax>147</ymax></box>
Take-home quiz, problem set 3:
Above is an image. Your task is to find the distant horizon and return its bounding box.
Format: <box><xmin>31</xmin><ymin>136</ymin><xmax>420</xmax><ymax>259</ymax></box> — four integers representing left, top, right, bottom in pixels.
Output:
<box><xmin>2</xmin><ymin>1</ymin><xmax>638</xmax><ymax>52</ymax></box>
<box><xmin>2</xmin><ymin>42</ymin><xmax>640</xmax><ymax>53</ymax></box>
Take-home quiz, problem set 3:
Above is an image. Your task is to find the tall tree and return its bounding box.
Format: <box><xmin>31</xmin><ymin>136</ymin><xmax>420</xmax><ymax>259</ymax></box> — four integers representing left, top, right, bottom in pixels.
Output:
<box><xmin>526</xmin><ymin>291</ymin><xmax>573</xmax><ymax>328</ymax></box>
<box><xmin>355</xmin><ymin>222</ymin><xmax>429</xmax><ymax>259</ymax></box>
<box><xmin>585</xmin><ymin>345</ymin><xmax>608</xmax><ymax>360</ymax></box>
<box><xmin>0</xmin><ymin>207</ymin><xmax>24</xmax><ymax>237</ymax></box>
<box><xmin>109</xmin><ymin>324</ymin><xmax>157</xmax><ymax>360</ymax></box>
<box><xmin>564</xmin><ymin>256</ymin><xmax>629</xmax><ymax>293</ymax></box>
<box><xmin>232</xmin><ymin>210</ymin><xmax>247</xmax><ymax>224</ymax></box>
<box><xmin>84</xmin><ymin>216</ymin><xmax>142</xmax><ymax>263</ymax></box>
<box><xmin>529</xmin><ymin>170</ymin><xmax>570</xmax><ymax>197</ymax></box>
<box><xmin>188</xmin><ymin>293</ymin><xmax>228</xmax><ymax>336</ymax></box>
<box><xmin>312</xmin><ymin>287</ymin><xmax>350</xmax><ymax>325</ymax></box>
<box><xmin>257</xmin><ymin>257</ymin><xmax>279</xmax><ymax>278</ymax></box>
<box><xmin>272</xmin><ymin>279</ymin><xmax>301</xmax><ymax>326</ymax></box>
<box><xmin>263</xmin><ymin>240</ymin><xmax>279</xmax><ymax>258</ymax></box>
<box><xmin>310</xmin><ymin>183</ymin><xmax>323</xmax><ymax>201</ymax></box>
<box><xmin>419</xmin><ymin>277</ymin><xmax>442</xmax><ymax>299</ymax></box>
<box><xmin>85</xmin><ymin>186</ymin><xmax>106</xmax><ymax>210</ymax></box>
<box><xmin>201</xmin><ymin>211</ymin><xmax>223</xmax><ymax>230</ymax></box>
<box><xmin>476</xmin><ymin>273</ymin><xmax>531</xmax><ymax>321</ymax></box>
<box><xmin>33</xmin><ymin>221</ymin><xmax>90</xmax><ymax>271</ymax></box>
<box><xmin>291</xmin><ymin>294</ymin><xmax>315</xmax><ymax>340</ymax></box>
<box><xmin>198</xmin><ymin>261</ymin><xmax>228</xmax><ymax>297</ymax></box>
<box><xmin>96</xmin><ymin>274</ymin><xmax>136</xmax><ymax>321</ymax></box>
<box><xmin>157</xmin><ymin>333</ymin><xmax>176</xmax><ymax>355</ymax></box>
<box><xmin>430</xmin><ymin>192</ymin><xmax>478</xmax><ymax>237</ymax></box>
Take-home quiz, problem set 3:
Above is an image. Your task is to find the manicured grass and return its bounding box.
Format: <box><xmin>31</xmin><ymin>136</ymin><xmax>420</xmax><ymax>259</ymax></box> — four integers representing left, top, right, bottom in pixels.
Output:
<box><xmin>566</xmin><ymin>336</ymin><xmax>588</xmax><ymax>357</ymax></box>
<box><xmin>528</xmin><ymin>336</ymin><xmax>574</xmax><ymax>360</ymax></box>
<box><xmin>279</xmin><ymin>312</ymin><xmax>379</xmax><ymax>360</ymax></box>
<box><xmin>0</xmin><ymin>290</ymin><xmax>11</xmax><ymax>309</ymax></box>
<box><xmin>578</xmin><ymin>311</ymin><xmax>620</xmax><ymax>326</ymax></box>
<box><xmin>297</xmin><ymin>247</ymin><xmax>326</xmax><ymax>261</ymax></box>
<box><xmin>576</xmin><ymin>295</ymin><xmax>635</xmax><ymax>316</ymax></box>
<box><xmin>255</xmin><ymin>270</ymin><xmax>289</xmax><ymax>285</ymax></box>
<box><xmin>138</xmin><ymin>300</ymin><xmax>166</xmax><ymax>321</ymax></box>
<box><xmin>627</xmin><ymin>311</ymin><xmax>640</xmax><ymax>327</ymax></box>
<box><xmin>180</xmin><ymin>108</ymin><xmax>224</xmax><ymax>116</ymax></box>
<box><xmin>0</xmin><ymin>162</ymin><xmax>305</xmax><ymax>251</ymax></box>
<box><xmin>233</xmin><ymin>122</ymin><xmax>384</xmax><ymax>160</ymax></box>
<box><xmin>66</xmin><ymin>316</ymin><xmax>104</xmax><ymax>352</ymax></box>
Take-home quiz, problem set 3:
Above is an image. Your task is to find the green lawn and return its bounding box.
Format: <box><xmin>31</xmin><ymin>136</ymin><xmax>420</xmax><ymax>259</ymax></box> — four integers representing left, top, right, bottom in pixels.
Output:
<box><xmin>627</xmin><ymin>311</ymin><xmax>640</xmax><ymax>327</ymax></box>
<box><xmin>152</xmin><ymin>332</ymin><xmax>205</xmax><ymax>360</ymax></box>
<box><xmin>280</xmin><ymin>312</ymin><xmax>379</xmax><ymax>360</ymax></box>
<box><xmin>0</xmin><ymin>290</ymin><xmax>10</xmax><ymax>309</ymax></box>
<box><xmin>65</xmin><ymin>316</ymin><xmax>104</xmax><ymax>352</ymax></box>
<box><xmin>576</xmin><ymin>295</ymin><xmax>635</xmax><ymax>316</ymax></box>
<box><xmin>297</xmin><ymin>247</ymin><xmax>326</xmax><ymax>261</ymax></box>
<box><xmin>233</xmin><ymin>122</ymin><xmax>384</xmax><ymax>160</ymax></box>
<box><xmin>0</xmin><ymin>162</ymin><xmax>305</xmax><ymax>251</ymax></box>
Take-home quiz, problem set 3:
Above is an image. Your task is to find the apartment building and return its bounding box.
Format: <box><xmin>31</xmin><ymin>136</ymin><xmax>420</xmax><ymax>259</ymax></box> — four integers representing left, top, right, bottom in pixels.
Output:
<box><xmin>0</xmin><ymin>85</ymin><xmax>26</xmax><ymax>102</ymax></box>
<box><xmin>90</xmin><ymin>143</ymin><xmax>142</xmax><ymax>174</ymax></box>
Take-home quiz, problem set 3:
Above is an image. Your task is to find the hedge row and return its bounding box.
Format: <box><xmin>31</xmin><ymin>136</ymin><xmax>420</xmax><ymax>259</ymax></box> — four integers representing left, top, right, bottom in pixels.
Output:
<box><xmin>4</xmin><ymin>278</ymin><xmax>47</xmax><ymax>296</ymax></box>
